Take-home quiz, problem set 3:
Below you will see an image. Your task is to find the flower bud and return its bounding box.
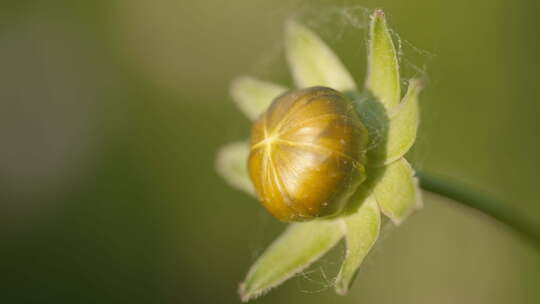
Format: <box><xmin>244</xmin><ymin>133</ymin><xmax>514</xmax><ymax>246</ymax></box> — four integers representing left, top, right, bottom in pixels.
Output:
<box><xmin>248</xmin><ymin>86</ymin><xmax>368</xmax><ymax>221</ymax></box>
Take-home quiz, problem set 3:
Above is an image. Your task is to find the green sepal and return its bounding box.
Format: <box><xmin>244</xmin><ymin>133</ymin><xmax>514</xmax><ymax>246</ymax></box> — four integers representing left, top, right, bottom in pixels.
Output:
<box><xmin>384</xmin><ymin>79</ymin><xmax>422</xmax><ymax>164</ymax></box>
<box><xmin>374</xmin><ymin>158</ymin><xmax>422</xmax><ymax>224</ymax></box>
<box><xmin>356</xmin><ymin>79</ymin><xmax>422</xmax><ymax>166</ymax></box>
<box><xmin>215</xmin><ymin>141</ymin><xmax>254</xmax><ymax>196</ymax></box>
<box><xmin>335</xmin><ymin>196</ymin><xmax>380</xmax><ymax>295</ymax></box>
<box><xmin>240</xmin><ymin>219</ymin><xmax>344</xmax><ymax>302</ymax></box>
<box><xmin>365</xmin><ymin>9</ymin><xmax>401</xmax><ymax>110</ymax></box>
<box><xmin>285</xmin><ymin>20</ymin><xmax>357</xmax><ymax>92</ymax></box>
<box><xmin>230</xmin><ymin>76</ymin><xmax>287</xmax><ymax>121</ymax></box>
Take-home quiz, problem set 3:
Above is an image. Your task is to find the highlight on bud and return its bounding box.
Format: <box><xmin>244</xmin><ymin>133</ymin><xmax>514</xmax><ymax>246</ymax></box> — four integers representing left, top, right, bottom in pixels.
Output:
<box><xmin>215</xmin><ymin>8</ymin><xmax>424</xmax><ymax>301</ymax></box>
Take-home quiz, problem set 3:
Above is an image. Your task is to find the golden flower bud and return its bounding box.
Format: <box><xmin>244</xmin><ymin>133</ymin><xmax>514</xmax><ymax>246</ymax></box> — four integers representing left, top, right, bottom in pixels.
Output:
<box><xmin>248</xmin><ymin>87</ymin><xmax>368</xmax><ymax>221</ymax></box>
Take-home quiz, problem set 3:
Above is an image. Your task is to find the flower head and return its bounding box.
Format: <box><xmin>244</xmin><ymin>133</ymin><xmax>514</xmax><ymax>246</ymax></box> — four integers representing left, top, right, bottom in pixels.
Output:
<box><xmin>216</xmin><ymin>9</ymin><xmax>423</xmax><ymax>301</ymax></box>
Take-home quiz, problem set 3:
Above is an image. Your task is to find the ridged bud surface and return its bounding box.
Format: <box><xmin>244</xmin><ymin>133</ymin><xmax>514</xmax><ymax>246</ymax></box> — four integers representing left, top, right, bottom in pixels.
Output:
<box><xmin>248</xmin><ymin>87</ymin><xmax>368</xmax><ymax>221</ymax></box>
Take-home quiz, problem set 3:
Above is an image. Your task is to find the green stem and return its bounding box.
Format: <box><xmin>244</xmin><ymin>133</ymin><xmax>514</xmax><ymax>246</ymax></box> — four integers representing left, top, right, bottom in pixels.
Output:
<box><xmin>417</xmin><ymin>171</ymin><xmax>540</xmax><ymax>250</ymax></box>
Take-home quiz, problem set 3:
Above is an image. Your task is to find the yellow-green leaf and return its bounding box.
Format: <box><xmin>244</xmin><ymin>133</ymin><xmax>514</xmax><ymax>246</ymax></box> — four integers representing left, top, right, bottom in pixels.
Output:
<box><xmin>285</xmin><ymin>20</ymin><xmax>356</xmax><ymax>92</ymax></box>
<box><xmin>384</xmin><ymin>79</ymin><xmax>422</xmax><ymax>164</ymax></box>
<box><xmin>365</xmin><ymin>9</ymin><xmax>400</xmax><ymax>110</ymax></box>
<box><xmin>374</xmin><ymin>158</ymin><xmax>422</xmax><ymax>224</ymax></box>
<box><xmin>335</xmin><ymin>196</ymin><xmax>380</xmax><ymax>295</ymax></box>
<box><xmin>215</xmin><ymin>141</ymin><xmax>254</xmax><ymax>196</ymax></box>
<box><xmin>230</xmin><ymin>76</ymin><xmax>287</xmax><ymax>121</ymax></box>
<box><xmin>240</xmin><ymin>220</ymin><xmax>344</xmax><ymax>302</ymax></box>
<box><xmin>357</xmin><ymin>79</ymin><xmax>421</xmax><ymax>166</ymax></box>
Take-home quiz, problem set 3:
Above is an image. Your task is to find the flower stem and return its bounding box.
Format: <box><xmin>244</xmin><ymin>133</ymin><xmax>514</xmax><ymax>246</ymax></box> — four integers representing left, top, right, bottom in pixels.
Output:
<box><xmin>416</xmin><ymin>171</ymin><xmax>540</xmax><ymax>250</ymax></box>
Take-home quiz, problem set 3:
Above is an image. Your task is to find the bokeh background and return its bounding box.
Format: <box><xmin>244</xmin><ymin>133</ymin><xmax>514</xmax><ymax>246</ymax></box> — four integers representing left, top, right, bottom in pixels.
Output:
<box><xmin>1</xmin><ymin>0</ymin><xmax>539</xmax><ymax>303</ymax></box>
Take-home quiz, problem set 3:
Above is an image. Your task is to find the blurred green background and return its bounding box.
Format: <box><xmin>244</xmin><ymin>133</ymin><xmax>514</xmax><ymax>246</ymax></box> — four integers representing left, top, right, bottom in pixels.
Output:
<box><xmin>1</xmin><ymin>0</ymin><xmax>539</xmax><ymax>303</ymax></box>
